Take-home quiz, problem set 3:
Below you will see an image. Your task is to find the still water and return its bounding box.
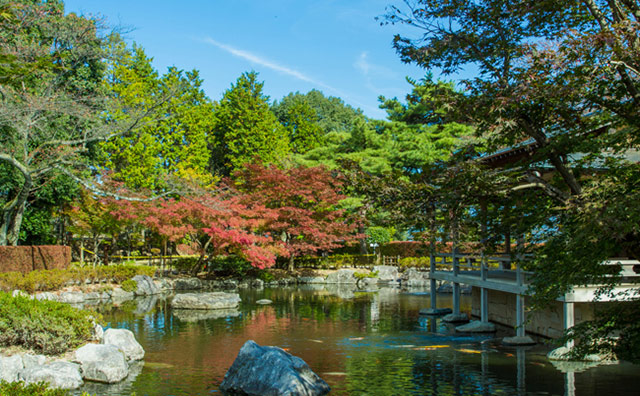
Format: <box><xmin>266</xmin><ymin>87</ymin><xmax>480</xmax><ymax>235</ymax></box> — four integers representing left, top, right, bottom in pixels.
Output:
<box><xmin>78</xmin><ymin>286</ymin><xmax>638</xmax><ymax>395</ymax></box>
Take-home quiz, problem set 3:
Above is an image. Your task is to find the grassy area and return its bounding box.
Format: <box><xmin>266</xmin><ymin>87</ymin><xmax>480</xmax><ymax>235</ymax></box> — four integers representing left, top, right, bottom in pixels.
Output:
<box><xmin>0</xmin><ymin>265</ymin><xmax>156</xmax><ymax>294</ymax></box>
<box><xmin>0</xmin><ymin>381</ymin><xmax>93</xmax><ymax>396</ymax></box>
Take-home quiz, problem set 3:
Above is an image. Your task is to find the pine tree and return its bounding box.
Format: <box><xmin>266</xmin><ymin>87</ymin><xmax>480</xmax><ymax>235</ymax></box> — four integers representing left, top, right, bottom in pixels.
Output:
<box><xmin>210</xmin><ymin>72</ymin><xmax>290</xmax><ymax>176</ymax></box>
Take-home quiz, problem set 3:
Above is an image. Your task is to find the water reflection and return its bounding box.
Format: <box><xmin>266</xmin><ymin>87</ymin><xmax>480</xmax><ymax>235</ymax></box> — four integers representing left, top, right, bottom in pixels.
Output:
<box><xmin>78</xmin><ymin>286</ymin><xmax>638</xmax><ymax>396</ymax></box>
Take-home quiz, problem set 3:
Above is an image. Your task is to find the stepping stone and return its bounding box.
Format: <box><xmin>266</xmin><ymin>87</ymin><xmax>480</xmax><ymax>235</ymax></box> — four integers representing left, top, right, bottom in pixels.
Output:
<box><xmin>455</xmin><ymin>320</ymin><xmax>496</xmax><ymax>333</ymax></box>
<box><xmin>502</xmin><ymin>336</ymin><xmax>536</xmax><ymax>346</ymax></box>
<box><xmin>442</xmin><ymin>313</ymin><xmax>469</xmax><ymax>323</ymax></box>
<box><xmin>419</xmin><ymin>308</ymin><xmax>452</xmax><ymax>316</ymax></box>
<box><xmin>256</xmin><ymin>299</ymin><xmax>273</xmax><ymax>305</ymax></box>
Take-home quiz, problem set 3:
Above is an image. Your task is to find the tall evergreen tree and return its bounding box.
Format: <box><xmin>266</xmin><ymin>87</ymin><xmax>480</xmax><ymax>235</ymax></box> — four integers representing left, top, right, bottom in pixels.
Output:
<box><xmin>210</xmin><ymin>72</ymin><xmax>290</xmax><ymax>176</ymax></box>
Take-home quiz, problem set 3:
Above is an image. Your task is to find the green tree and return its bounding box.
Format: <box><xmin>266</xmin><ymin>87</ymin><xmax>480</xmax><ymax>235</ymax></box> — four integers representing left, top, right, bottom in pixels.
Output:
<box><xmin>275</xmin><ymin>96</ymin><xmax>323</xmax><ymax>154</ymax></box>
<box><xmin>382</xmin><ymin>0</ymin><xmax>640</xmax><ymax>360</ymax></box>
<box><xmin>273</xmin><ymin>90</ymin><xmax>363</xmax><ymax>134</ymax></box>
<box><xmin>210</xmin><ymin>72</ymin><xmax>290</xmax><ymax>176</ymax></box>
<box><xmin>99</xmin><ymin>41</ymin><xmax>215</xmax><ymax>191</ymax></box>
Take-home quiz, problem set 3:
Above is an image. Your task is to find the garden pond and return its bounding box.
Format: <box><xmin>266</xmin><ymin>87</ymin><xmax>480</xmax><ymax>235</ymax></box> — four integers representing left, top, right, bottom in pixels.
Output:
<box><xmin>76</xmin><ymin>285</ymin><xmax>638</xmax><ymax>395</ymax></box>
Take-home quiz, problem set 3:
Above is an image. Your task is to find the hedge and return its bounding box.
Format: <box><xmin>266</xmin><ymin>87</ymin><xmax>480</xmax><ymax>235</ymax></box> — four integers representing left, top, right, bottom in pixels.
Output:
<box><xmin>0</xmin><ymin>246</ymin><xmax>71</xmax><ymax>273</ymax></box>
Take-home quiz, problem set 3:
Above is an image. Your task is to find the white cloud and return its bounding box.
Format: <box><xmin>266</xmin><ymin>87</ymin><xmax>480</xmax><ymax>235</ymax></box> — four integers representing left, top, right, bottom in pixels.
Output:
<box><xmin>199</xmin><ymin>37</ymin><xmax>381</xmax><ymax>116</ymax></box>
<box><xmin>203</xmin><ymin>37</ymin><xmax>329</xmax><ymax>89</ymax></box>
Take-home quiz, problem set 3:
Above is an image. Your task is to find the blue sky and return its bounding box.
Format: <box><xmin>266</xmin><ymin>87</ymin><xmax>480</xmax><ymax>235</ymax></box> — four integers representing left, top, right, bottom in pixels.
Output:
<box><xmin>64</xmin><ymin>0</ymin><xmax>430</xmax><ymax>119</ymax></box>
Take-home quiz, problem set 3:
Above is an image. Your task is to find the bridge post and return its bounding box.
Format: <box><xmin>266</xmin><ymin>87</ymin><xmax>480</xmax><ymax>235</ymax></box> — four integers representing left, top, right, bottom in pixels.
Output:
<box><xmin>563</xmin><ymin>300</ymin><xmax>575</xmax><ymax>348</ymax></box>
<box><xmin>430</xmin><ymin>251</ymin><xmax>437</xmax><ymax>310</ymax></box>
<box><xmin>453</xmin><ymin>248</ymin><xmax>461</xmax><ymax>315</ymax></box>
<box><xmin>481</xmin><ymin>254</ymin><xmax>488</xmax><ymax>323</ymax></box>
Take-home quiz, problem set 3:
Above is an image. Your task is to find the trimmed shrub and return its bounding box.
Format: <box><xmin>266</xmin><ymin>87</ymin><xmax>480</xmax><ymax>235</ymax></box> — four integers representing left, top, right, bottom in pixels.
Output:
<box><xmin>0</xmin><ymin>292</ymin><xmax>99</xmax><ymax>355</ymax></box>
<box><xmin>0</xmin><ymin>246</ymin><xmax>71</xmax><ymax>273</ymax></box>
<box><xmin>121</xmin><ymin>279</ymin><xmax>137</xmax><ymax>292</ymax></box>
<box><xmin>0</xmin><ymin>265</ymin><xmax>156</xmax><ymax>293</ymax></box>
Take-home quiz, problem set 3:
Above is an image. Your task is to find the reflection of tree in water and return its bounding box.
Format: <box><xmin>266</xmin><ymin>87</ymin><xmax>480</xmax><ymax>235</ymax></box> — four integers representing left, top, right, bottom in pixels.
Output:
<box><xmin>342</xmin><ymin>347</ymin><xmax>527</xmax><ymax>396</ymax></box>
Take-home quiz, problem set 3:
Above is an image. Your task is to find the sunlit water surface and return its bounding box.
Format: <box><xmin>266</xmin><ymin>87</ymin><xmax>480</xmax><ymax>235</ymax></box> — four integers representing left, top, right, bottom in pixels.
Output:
<box><xmin>75</xmin><ymin>286</ymin><xmax>638</xmax><ymax>395</ymax></box>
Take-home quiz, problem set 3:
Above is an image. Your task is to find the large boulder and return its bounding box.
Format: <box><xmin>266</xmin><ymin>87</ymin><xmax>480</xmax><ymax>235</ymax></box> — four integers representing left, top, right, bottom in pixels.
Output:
<box><xmin>171</xmin><ymin>292</ymin><xmax>241</xmax><ymax>310</ymax></box>
<box><xmin>298</xmin><ymin>276</ymin><xmax>326</xmax><ymax>284</ymax></box>
<box><xmin>174</xmin><ymin>277</ymin><xmax>202</xmax><ymax>291</ymax></box>
<box><xmin>18</xmin><ymin>361</ymin><xmax>83</xmax><ymax>390</ymax></box>
<box><xmin>21</xmin><ymin>354</ymin><xmax>46</xmax><ymax>369</ymax></box>
<box><xmin>402</xmin><ymin>268</ymin><xmax>430</xmax><ymax>287</ymax></box>
<box><xmin>324</xmin><ymin>269</ymin><xmax>357</xmax><ymax>284</ymax></box>
<box><xmin>74</xmin><ymin>344</ymin><xmax>128</xmax><ymax>383</ymax></box>
<box><xmin>220</xmin><ymin>340</ymin><xmax>330</xmax><ymax>396</ymax></box>
<box><xmin>111</xmin><ymin>288</ymin><xmax>135</xmax><ymax>303</ymax></box>
<box><xmin>132</xmin><ymin>275</ymin><xmax>160</xmax><ymax>296</ymax></box>
<box><xmin>0</xmin><ymin>355</ymin><xmax>23</xmax><ymax>382</ymax></box>
<box><xmin>58</xmin><ymin>291</ymin><xmax>85</xmax><ymax>304</ymax></box>
<box><xmin>372</xmin><ymin>266</ymin><xmax>398</xmax><ymax>282</ymax></box>
<box><xmin>102</xmin><ymin>328</ymin><xmax>145</xmax><ymax>361</ymax></box>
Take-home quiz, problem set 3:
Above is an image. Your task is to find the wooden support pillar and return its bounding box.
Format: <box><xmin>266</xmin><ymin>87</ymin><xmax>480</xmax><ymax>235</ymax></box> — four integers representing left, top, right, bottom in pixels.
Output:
<box><xmin>480</xmin><ymin>199</ymin><xmax>489</xmax><ymax>323</ymax></box>
<box><xmin>516</xmin><ymin>294</ymin><xmax>526</xmax><ymax>337</ymax></box>
<box><xmin>564</xmin><ymin>300</ymin><xmax>575</xmax><ymax>349</ymax></box>
<box><xmin>430</xmin><ymin>251</ymin><xmax>437</xmax><ymax>310</ymax></box>
<box><xmin>453</xmin><ymin>248</ymin><xmax>461</xmax><ymax>315</ymax></box>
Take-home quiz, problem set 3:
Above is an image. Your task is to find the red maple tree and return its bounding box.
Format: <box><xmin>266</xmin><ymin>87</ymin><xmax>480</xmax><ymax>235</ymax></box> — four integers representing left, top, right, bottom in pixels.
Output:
<box><xmin>233</xmin><ymin>163</ymin><xmax>360</xmax><ymax>271</ymax></box>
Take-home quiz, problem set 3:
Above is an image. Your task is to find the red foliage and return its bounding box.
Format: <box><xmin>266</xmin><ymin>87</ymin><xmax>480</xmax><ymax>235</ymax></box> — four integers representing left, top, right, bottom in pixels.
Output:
<box><xmin>233</xmin><ymin>164</ymin><xmax>360</xmax><ymax>261</ymax></box>
<box><xmin>106</xmin><ymin>189</ymin><xmax>283</xmax><ymax>269</ymax></box>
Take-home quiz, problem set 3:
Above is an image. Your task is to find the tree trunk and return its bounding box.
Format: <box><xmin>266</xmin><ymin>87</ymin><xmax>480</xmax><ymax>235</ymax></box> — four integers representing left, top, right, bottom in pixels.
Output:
<box><xmin>358</xmin><ymin>226</ymin><xmax>368</xmax><ymax>254</ymax></box>
<box><xmin>288</xmin><ymin>254</ymin><xmax>295</xmax><ymax>272</ymax></box>
<box><xmin>0</xmin><ymin>201</ymin><xmax>26</xmax><ymax>246</ymax></box>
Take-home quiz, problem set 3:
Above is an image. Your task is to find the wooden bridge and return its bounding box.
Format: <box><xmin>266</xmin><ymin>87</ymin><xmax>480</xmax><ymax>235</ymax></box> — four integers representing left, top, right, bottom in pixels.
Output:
<box><xmin>423</xmin><ymin>250</ymin><xmax>640</xmax><ymax>344</ymax></box>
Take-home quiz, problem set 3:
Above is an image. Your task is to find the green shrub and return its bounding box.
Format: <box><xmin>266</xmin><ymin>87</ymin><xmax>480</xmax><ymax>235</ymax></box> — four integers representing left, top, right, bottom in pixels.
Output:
<box><xmin>208</xmin><ymin>256</ymin><xmax>252</xmax><ymax>277</ymax></box>
<box><xmin>354</xmin><ymin>270</ymin><xmax>379</xmax><ymax>280</ymax></box>
<box><xmin>172</xmin><ymin>257</ymin><xmax>199</xmax><ymax>273</ymax></box>
<box><xmin>0</xmin><ymin>381</ymin><xmax>95</xmax><ymax>396</ymax></box>
<box><xmin>120</xmin><ymin>279</ymin><xmax>138</xmax><ymax>293</ymax></box>
<box><xmin>398</xmin><ymin>257</ymin><xmax>430</xmax><ymax>270</ymax></box>
<box><xmin>0</xmin><ymin>381</ymin><xmax>70</xmax><ymax>396</ymax></box>
<box><xmin>0</xmin><ymin>292</ymin><xmax>99</xmax><ymax>355</ymax></box>
<box><xmin>0</xmin><ymin>265</ymin><xmax>156</xmax><ymax>293</ymax></box>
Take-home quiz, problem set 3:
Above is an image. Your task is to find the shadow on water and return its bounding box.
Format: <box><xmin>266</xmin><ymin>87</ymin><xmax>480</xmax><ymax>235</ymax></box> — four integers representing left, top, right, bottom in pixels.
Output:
<box><xmin>75</xmin><ymin>286</ymin><xmax>639</xmax><ymax>396</ymax></box>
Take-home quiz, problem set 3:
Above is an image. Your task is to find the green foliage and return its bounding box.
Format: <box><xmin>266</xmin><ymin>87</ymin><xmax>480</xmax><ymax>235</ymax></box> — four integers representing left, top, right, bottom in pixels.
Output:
<box><xmin>273</xmin><ymin>90</ymin><xmax>363</xmax><ymax>135</ymax></box>
<box><xmin>0</xmin><ymin>265</ymin><xmax>156</xmax><ymax>293</ymax></box>
<box><xmin>171</xmin><ymin>256</ymin><xmax>199</xmax><ymax>273</ymax></box>
<box><xmin>398</xmin><ymin>257</ymin><xmax>430</xmax><ymax>270</ymax></box>
<box><xmin>99</xmin><ymin>43</ymin><xmax>215</xmax><ymax>190</ymax></box>
<box><xmin>210</xmin><ymin>71</ymin><xmax>290</xmax><ymax>176</ymax></box>
<box><xmin>0</xmin><ymin>381</ymin><xmax>92</xmax><ymax>396</ymax></box>
<box><xmin>0</xmin><ymin>292</ymin><xmax>99</xmax><ymax>355</ymax></box>
<box><xmin>354</xmin><ymin>270</ymin><xmax>379</xmax><ymax>280</ymax></box>
<box><xmin>120</xmin><ymin>279</ymin><xmax>138</xmax><ymax>293</ymax></box>
<box><xmin>207</xmin><ymin>255</ymin><xmax>253</xmax><ymax>277</ymax></box>
<box><xmin>365</xmin><ymin>226</ymin><xmax>395</xmax><ymax>246</ymax></box>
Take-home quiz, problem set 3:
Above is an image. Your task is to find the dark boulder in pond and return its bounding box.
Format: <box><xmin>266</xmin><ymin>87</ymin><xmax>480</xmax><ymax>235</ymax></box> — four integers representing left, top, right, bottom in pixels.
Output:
<box><xmin>220</xmin><ymin>340</ymin><xmax>330</xmax><ymax>396</ymax></box>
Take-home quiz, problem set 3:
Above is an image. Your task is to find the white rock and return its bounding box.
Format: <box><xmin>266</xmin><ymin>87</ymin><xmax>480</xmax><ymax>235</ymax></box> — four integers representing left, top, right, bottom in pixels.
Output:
<box><xmin>372</xmin><ymin>266</ymin><xmax>398</xmax><ymax>282</ymax></box>
<box><xmin>19</xmin><ymin>361</ymin><xmax>83</xmax><ymax>389</ymax></box>
<box><xmin>74</xmin><ymin>344</ymin><xmax>129</xmax><ymax>383</ymax></box>
<box><xmin>102</xmin><ymin>328</ymin><xmax>145</xmax><ymax>361</ymax></box>
<box><xmin>132</xmin><ymin>275</ymin><xmax>160</xmax><ymax>296</ymax></box>
<box><xmin>325</xmin><ymin>269</ymin><xmax>357</xmax><ymax>284</ymax></box>
<box><xmin>171</xmin><ymin>292</ymin><xmax>241</xmax><ymax>310</ymax></box>
<box><xmin>256</xmin><ymin>299</ymin><xmax>273</xmax><ymax>305</ymax></box>
<box><xmin>0</xmin><ymin>355</ymin><xmax>24</xmax><ymax>382</ymax></box>
<box><xmin>21</xmin><ymin>354</ymin><xmax>46</xmax><ymax>369</ymax></box>
<box><xmin>58</xmin><ymin>291</ymin><xmax>85</xmax><ymax>304</ymax></box>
